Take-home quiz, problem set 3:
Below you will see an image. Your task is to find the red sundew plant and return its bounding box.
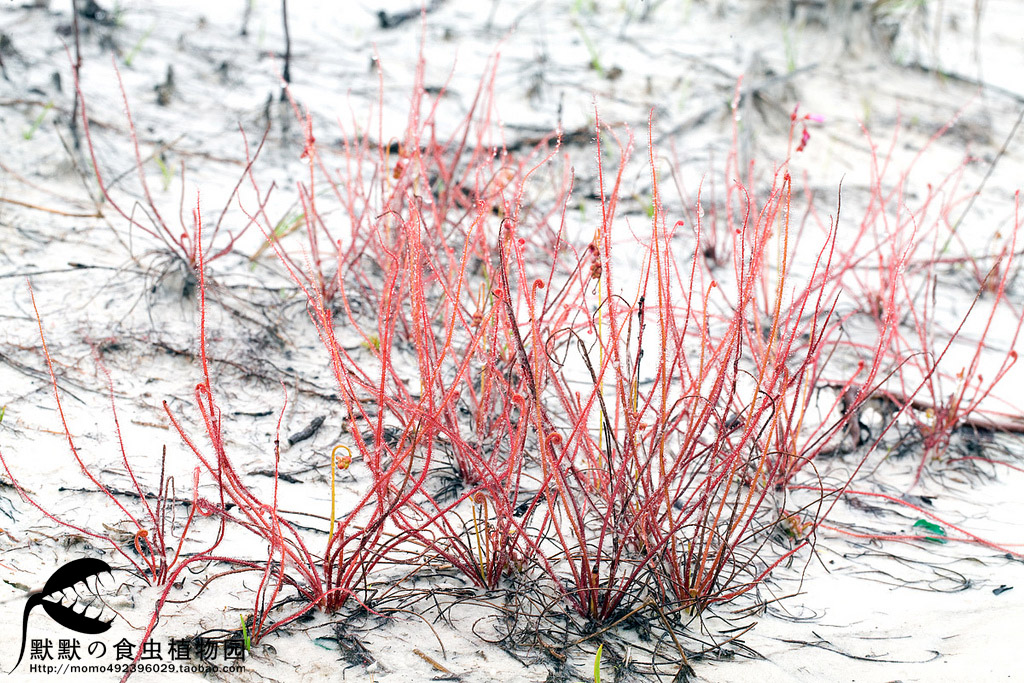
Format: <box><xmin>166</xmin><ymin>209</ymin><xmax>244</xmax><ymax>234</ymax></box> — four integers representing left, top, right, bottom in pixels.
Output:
<box><xmin>893</xmin><ymin>202</ymin><xmax>1023</xmax><ymax>484</ymax></box>
<box><xmin>498</xmin><ymin>117</ymin><xmax>843</xmax><ymax>619</ymax></box>
<box><xmin>0</xmin><ymin>284</ymin><xmax>203</xmax><ymax>587</ymax></box>
<box><xmin>11</xmin><ymin>37</ymin><xmax>1024</xmax><ymax>683</ymax></box>
<box><xmin>268</xmin><ymin>50</ymin><xmax>1024</xmax><ymax>642</ymax></box>
<box><xmin>5</xmin><ymin>199</ymin><xmax>419</xmax><ymax>683</ymax></box>
<box><xmin>163</xmin><ymin>201</ymin><xmax>402</xmax><ymax>616</ymax></box>
<box><xmin>6</xmin><ymin>63</ymin><xmax>364</xmax><ymax>674</ymax></box>
<box><xmin>792</xmin><ymin>114</ymin><xmax>1024</xmax><ymax>481</ymax></box>
<box><xmin>255</xmin><ymin>51</ymin><xmax>533</xmax><ymax>330</ymax></box>
<box><xmin>249</xmin><ymin>51</ymin><xmax>582</xmax><ymax>593</ymax></box>
<box><xmin>73</xmin><ymin>58</ymin><xmax>268</xmax><ymax>279</ymax></box>
<box><xmin>114</xmin><ymin>200</ymin><xmax>409</xmax><ymax>683</ymax></box>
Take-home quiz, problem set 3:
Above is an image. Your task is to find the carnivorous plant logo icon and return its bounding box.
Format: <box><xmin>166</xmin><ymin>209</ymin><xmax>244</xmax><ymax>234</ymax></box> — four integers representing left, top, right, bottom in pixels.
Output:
<box><xmin>9</xmin><ymin>558</ymin><xmax>114</xmax><ymax>674</ymax></box>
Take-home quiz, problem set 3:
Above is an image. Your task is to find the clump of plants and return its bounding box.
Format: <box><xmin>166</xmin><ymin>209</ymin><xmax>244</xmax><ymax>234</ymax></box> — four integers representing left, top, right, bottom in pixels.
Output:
<box><xmin>4</xmin><ymin>37</ymin><xmax>1022</xmax><ymax>682</ymax></box>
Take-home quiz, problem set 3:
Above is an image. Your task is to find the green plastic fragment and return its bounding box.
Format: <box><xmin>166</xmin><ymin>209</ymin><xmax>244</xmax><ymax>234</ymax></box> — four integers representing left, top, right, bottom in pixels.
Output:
<box><xmin>913</xmin><ymin>519</ymin><xmax>947</xmax><ymax>544</ymax></box>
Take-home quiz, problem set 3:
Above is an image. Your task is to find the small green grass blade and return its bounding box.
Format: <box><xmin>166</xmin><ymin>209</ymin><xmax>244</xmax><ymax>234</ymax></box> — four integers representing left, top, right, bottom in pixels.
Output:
<box><xmin>240</xmin><ymin>614</ymin><xmax>251</xmax><ymax>651</ymax></box>
<box><xmin>23</xmin><ymin>102</ymin><xmax>54</xmax><ymax>140</ymax></box>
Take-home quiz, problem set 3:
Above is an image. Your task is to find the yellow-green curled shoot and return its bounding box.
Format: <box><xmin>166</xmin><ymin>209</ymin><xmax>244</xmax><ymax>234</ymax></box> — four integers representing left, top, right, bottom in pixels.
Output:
<box><xmin>329</xmin><ymin>444</ymin><xmax>352</xmax><ymax>542</ymax></box>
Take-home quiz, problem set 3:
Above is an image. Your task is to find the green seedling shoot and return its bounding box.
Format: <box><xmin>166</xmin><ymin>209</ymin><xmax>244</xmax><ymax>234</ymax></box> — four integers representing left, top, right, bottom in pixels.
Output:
<box><xmin>111</xmin><ymin>1</ymin><xmax>126</xmax><ymax>27</ymax></box>
<box><xmin>239</xmin><ymin>614</ymin><xmax>251</xmax><ymax>651</ymax></box>
<box><xmin>594</xmin><ymin>643</ymin><xmax>603</xmax><ymax>683</ymax></box>
<box><xmin>250</xmin><ymin>211</ymin><xmax>305</xmax><ymax>265</ymax></box>
<box><xmin>633</xmin><ymin>192</ymin><xmax>655</xmax><ymax>219</ymax></box>
<box><xmin>0</xmin><ymin>405</ymin><xmax>6</xmax><ymax>423</ymax></box>
<box><xmin>574</xmin><ymin>21</ymin><xmax>604</xmax><ymax>76</ymax></box>
<box><xmin>154</xmin><ymin>154</ymin><xmax>174</xmax><ymax>191</ymax></box>
<box><xmin>124</xmin><ymin>22</ymin><xmax>156</xmax><ymax>67</ymax></box>
<box><xmin>23</xmin><ymin>102</ymin><xmax>54</xmax><ymax>141</ymax></box>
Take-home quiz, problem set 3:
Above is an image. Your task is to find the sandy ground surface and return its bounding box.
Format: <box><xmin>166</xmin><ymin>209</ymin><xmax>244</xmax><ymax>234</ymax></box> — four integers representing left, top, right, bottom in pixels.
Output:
<box><xmin>2</xmin><ymin>1</ymin><xmax>1023</xmax><ymax>681</ymax></box>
